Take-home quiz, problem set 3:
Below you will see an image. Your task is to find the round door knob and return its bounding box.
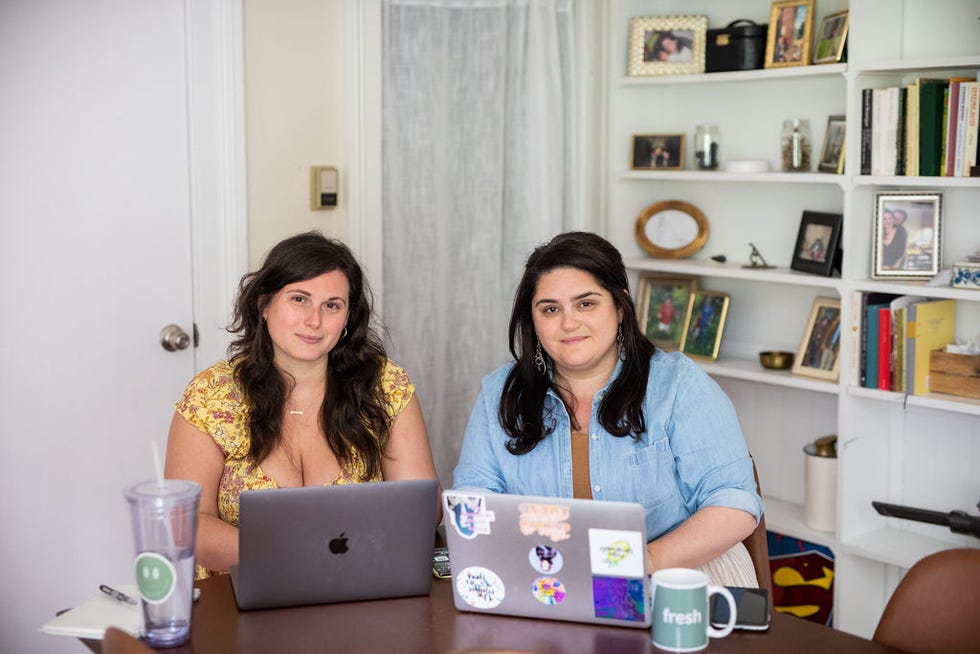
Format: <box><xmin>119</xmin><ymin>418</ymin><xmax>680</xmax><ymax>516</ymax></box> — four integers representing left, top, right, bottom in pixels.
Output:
<box><xmin>160</xmin><ymin>324</ymin><xmax>191</xmax><ymax>351</ymax></box>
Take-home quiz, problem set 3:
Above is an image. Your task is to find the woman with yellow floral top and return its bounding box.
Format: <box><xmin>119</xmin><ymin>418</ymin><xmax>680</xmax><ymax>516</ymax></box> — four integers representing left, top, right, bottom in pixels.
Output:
<box><xmin>165</xmin><ymin>232</ymin><xmax>441</xmax><ymax>578</ymax></box>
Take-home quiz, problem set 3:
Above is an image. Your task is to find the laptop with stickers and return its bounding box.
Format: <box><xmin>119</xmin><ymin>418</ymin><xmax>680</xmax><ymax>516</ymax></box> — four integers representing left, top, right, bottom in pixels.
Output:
<box><xmin>442</xmin><ymin>489</ymin><xmax>651</xmax><ymax>628</ymax></box>
<box><xmin>230</xmin><ymin>479</ymin><xmax>438</xmax><ymax>610</ymax></box>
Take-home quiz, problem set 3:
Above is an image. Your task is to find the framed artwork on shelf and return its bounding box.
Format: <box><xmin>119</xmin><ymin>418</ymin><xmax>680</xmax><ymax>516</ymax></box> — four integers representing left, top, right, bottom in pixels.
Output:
<box><xmin>679</xmin><ymin>290</ymin><xmax>729</xmax><ymax>361</ymax></box>
<box><xmin>818</xmin><ymin>114</ymin><xmax>846</xmax><ymax>173</ymax></box>
<box><xmin>631</xmin><ymin>133</ymin><xmax>685</xmax><ymax>171</ymax></box>
<box><xmin>627</xmin><ymin>15</ymin><xmax>707</xmax><ymax>77</ymax></box>
<box><xmin>636</xmin><ymin>273</ymin><xmax>698</xmax><ymax>351</ymax></box>
<box><xmin>790</xmin><ymin>210</ymin><xmax>842</xmax><ymax>276</ymax></box>
<box><xmin>792</xmin><ymin>296</ymin><xmax>841</xmax><ymax>381</ymax></box>
<box><xmin>634</xmin><ymin>200</ymin><xmax>708</xmax><ymax>259</ymax></box>
<box><xmin>764</xmin><ymin>0</ymin><xmax>815</xmax><ymax>69</ymax></box>
<box><xmin>871</xmin><ymin>191</ymin><xmax>943</xmax><ymax>280</ymax></box>
<box><xmin>812</xmin><ymin>10</ymin><xmax>848</xmax><ymax>64</ymax></box>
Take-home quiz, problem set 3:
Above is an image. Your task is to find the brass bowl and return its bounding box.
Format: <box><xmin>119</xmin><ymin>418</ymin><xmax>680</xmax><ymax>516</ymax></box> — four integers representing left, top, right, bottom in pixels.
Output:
<box><xmin>759</xmin><ymin>350</ymin><xmax>794</xmax><ymax>370</ymax></box>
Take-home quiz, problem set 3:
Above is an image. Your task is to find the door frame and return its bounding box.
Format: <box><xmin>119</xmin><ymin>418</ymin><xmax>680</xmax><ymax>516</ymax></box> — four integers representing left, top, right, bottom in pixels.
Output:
<box><xmin>187</xmin><ymin>0</ymin><xmax>249</xmax><ymax>367</ymax></box>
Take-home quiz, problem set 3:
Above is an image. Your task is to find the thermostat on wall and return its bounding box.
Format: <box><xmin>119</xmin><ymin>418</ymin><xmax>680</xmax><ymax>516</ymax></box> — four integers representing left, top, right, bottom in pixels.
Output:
<box><xmin>310</xmin><ymin>166</ymin><xmax>338</xmax><ymax>210</ymax></box>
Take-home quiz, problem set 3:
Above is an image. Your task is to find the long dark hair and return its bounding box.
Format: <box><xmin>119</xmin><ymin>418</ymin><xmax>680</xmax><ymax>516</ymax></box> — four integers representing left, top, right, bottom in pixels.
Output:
<box><xmin>499</xmin><ymin>231</ymin><xmax>655</xmax><ymax>455</ymax></box>
<box><xmin>227</xmin><ymin>231</ymin><xmax>390</xmax><ymax>478</ymax></box>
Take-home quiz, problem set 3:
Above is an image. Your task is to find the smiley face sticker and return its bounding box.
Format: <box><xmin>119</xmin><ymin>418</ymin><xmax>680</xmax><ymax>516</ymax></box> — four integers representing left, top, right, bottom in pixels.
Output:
<box><xmin>135</xmin><ymin>552</ymin><xmax>177</xmax><ymax>604</ymax></box>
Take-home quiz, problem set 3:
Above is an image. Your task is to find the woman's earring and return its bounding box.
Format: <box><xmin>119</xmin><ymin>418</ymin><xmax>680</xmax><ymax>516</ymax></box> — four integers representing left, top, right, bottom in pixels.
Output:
<box><xmin>341</xmin><ymin>327</ymin><xmax>348</xmax><ymax>339</ymax></box>
<box><xmin>617</xmin><ymin>324</ymin><xmax>626</xmax><ymax>362</ymax></box>
<box><xmin>534</xmin><ymin>342</ymin><xmax>546</xmax><ymax>375</ymax></box>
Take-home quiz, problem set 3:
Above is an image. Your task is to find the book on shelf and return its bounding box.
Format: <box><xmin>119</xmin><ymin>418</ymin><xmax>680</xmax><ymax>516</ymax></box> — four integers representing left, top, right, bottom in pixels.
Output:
<box><xmin>854</xmin><ymin>292</ymin><xmax>899</xmax><ymax>388</ymax></box>
<box><xmin>860</xmin><ymin>87</ymin><xmax>873</xmax><ymax>175</ymax></box>
<box><xmin>889</xmin><ymin>295</ymin><xmax>926</xmax><ymax>394</ymax></box>
<box><xmin>943</xmin><ymin>80</ymin><xmax>962</xmax><ymax>176</ymax></box>
<box><xmin>919</xmin><ymin>79</ymin><xmax>950</xmax><ymax>176</ymax></box>
<box><xmin>871</xmin><ymin>87</ymin><xmax>900</xmax><ymax>176</ymax></box>
<box><xmin>960</xmin><ymin>80</ymin><xmax>980</xmax><ymax>176</ymax></box>
<box><xmin>864</xmin><ymin>299</ymin><xmax>893</xmax><ymax>389</ymax></box>
<box><xmin>876</xmin><ymin>306</ymin><xmax>892</xmax><ymax>391</ymax></box>
<box><xmin>905</xmin><ymin>299</ymin><xmax>956</xmax><ymax>396</ymax></box>
<box><xmin>904</xmin><ymin>81</ymin><xmax>919</xmax><ymax>176</ymax></box>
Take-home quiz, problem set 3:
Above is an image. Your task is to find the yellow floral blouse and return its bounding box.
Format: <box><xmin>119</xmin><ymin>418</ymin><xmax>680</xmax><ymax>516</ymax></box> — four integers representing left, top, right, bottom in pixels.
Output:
<box><xmin>174</xmin><ymin>358</ymin><xmax>414</xmax><ymax>578</ymax></box>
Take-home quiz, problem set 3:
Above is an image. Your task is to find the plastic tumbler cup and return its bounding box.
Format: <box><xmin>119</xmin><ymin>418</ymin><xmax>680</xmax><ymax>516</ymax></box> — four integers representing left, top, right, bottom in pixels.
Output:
<box><xmin>125</xmin><ymin>479</ymin><xmax>201</xmax><ymax>648</ymax></box>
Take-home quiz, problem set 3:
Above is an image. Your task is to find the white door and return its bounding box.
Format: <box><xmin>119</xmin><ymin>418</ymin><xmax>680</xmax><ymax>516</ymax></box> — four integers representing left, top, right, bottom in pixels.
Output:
<box><xmin>0</xmin><ymin>2</ymin><xmax>237</xmax><ymax>651</ymax></box>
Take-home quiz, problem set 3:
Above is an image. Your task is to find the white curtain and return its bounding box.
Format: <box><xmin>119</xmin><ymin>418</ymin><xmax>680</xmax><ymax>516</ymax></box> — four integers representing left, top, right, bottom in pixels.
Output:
<box><xmin>382</xmin><ymin>0</ymin><xmax>576</xmax><ymax>486</ymax></box>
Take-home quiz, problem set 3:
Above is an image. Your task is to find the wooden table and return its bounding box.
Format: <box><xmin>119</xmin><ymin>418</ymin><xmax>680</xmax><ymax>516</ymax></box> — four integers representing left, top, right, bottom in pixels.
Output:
<box><xmin>83</xmin><ymin>574</ymin><xmax>903</xmax><ymax>653</ymax></box>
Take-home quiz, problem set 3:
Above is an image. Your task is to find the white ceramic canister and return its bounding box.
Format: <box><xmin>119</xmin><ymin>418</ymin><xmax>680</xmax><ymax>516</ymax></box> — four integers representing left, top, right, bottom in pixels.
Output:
<box><xmin>803</xmin><ymin>435</ymin><xmax>837</xmax><ymax>531</ymax></box>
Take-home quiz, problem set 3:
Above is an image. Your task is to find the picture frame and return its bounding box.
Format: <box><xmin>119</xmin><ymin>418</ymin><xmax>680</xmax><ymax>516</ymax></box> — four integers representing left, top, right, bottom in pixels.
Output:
<box><xmin>792</xmin><ymin>296</ymin><xmax>841</xmax><ymax>381</ymax></box>
<box><xmin>679</xmin><ymin>290</ymin><xmax>729</xmax><ymax>361</ymax></box>
<box><xmin>627</xmin><ymin>15</ymin><xmax>708</xmax><ymax>77</ymax></box>
<box><xmin>631</xmin><ymin>134</ymin><xmax>685</xmax><ymax>171</ymax></box>
<box><xmin>871</xmin><ymin>191</ymin><xmax>943</xmax><ymax>280</ymax></box>
<box><xmin>790</xmin><ymin>210</ymin><xmax>842</xmax><ymax>276</ymax></box>
<box><xmin>764</xmin><ymin>0</ymin><xmax>815</xmax><ymax>69</ymax></box>
<box><xmin>634</xmin><ymin>199</ymin><xmax>708</xmax><ymax>259</ymax></box>
<box><xmin>636</xmin><ymin>273</ymin><xmax>698</xmax><ymax>351</ymax></box>
<box><xmin>812</xmin><ymin>10</ymin><xmax>849</xmax><ymax>64</ymax></box>
<box><xmin>818</xmin><ymin>114</ymin><xmax>846</xmax><ymax>174</ymax></box>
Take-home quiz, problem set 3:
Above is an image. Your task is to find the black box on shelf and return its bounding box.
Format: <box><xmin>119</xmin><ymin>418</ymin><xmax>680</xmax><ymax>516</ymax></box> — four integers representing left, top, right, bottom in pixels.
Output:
<box><xmin>705</xmin><ymin>20</ymin><xmax>767</xmax><ymax>73</ymax></box>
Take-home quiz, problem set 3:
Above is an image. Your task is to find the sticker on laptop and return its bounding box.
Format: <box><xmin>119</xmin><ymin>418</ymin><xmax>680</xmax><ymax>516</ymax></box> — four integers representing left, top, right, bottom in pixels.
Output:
<box><xmin>529</xmin><ymin>544</ymin><xmax>564</xmax><ymax>574</ymax></box>
<box><xmin>456</xmin><ymin>566</ymin><xmax>505</xmax><ymax>609</ymax></box>
<box><xmin>518</xmin><ymin>502</ymin><xmax>571</xmax><ymax>542</ymax></box>
<box><xmin>445</xmin><ymin>494</ymin><xmax>496</xmax><ymax>539</ymax></box>
<box><xmin>531</xmin><ymin>576</ymin><xmax>566</xmax><ymax>606</ymax></box>
<box><xmin>588</xmin><ymin>528</ymin><xmax>645</xmax><ymax>578</ymax></box>
<box><xmin>592</xmin><ymin>576</ymin><xmax>646</xmax><ymax>622</ymax></box>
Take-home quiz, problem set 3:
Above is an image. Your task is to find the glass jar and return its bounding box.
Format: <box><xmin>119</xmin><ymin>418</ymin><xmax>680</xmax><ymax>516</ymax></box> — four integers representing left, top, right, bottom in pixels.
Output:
<box><xmin>781</xmin><ymin>119</ymin><xmax>811</xmax><ymax>172</ymax></box>
<box><xmin>694</xmin><ymin>124</ymin><xmax>719</xmax><ymax>170</ymax></box>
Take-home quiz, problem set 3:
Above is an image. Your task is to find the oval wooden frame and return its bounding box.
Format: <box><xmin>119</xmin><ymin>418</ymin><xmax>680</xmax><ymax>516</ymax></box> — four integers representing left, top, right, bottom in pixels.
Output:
<box><xmin>634</xmin><ymin>200</ymin><xmax>709</xmax><ymax>258</ymax></box>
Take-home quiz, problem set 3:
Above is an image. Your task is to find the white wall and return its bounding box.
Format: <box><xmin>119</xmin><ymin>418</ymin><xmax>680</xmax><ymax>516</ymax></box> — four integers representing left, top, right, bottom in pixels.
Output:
<box><xmin>243</xmin><ymin>0</ymin><xmax>350</xmax><ymax>267</ymax></box>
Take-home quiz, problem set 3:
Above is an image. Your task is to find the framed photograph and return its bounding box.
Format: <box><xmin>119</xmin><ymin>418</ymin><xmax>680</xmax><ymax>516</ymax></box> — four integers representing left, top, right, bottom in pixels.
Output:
<box><xmin>634</xmin><ymin>200</ymin><xmax>708</xmax><ymax>259</ymax></box>
<box><xmin>679</xmin><ymin>290</ymin><xmax>729</xmax><ymax>361</ymax></box>
<box><xmin>793</xmin><ymin>297</ymin><xmax>841</xmax><ymax>381</ymax></box>
<box><xmin>636</xmin><ymin>273</ymin><xmax>698</xmax><ymax>350</ymax></box>
<box><xmin>818</xmin><ymin>115</ymin><xmax>846</xmax><ymax>173</ymax></box>
<box><xmin>631</xmin><ymin>134</ymin><xmax>685</xmax><ymax>171</ymax></box>
<box><xmin>872</xmin><ymin>191</ymin><xmax>943</xmax><ymax>280</ymax></box>
<box><xmin>627</xmin><ymin>15</ymin><xmax>708</xmax><ymax>77</ymax></box>
<box><xmin>764</xmin><ymin>0</ymin><xmax>815</xmax><ymax>69</ymax></box>
<box><xmin>791</xmin><ymin>210</ymin><xmax>842</xmax><ymax>276</ymax></box>
<box><xmin>812</xmin><ymin>10</ymin><xmax>849</xmax><ymax>64</ymax></box>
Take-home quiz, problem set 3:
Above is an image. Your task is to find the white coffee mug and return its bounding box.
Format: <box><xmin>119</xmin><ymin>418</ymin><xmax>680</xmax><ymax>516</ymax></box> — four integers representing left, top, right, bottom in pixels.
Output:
<box><xmin>651</xmin><ymin>568</ymin><xmax>736</xmax><ymax>652</ymax></box>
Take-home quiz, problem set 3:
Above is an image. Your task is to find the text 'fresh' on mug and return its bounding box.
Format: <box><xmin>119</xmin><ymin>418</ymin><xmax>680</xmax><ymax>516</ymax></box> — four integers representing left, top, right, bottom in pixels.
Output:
<box><xmin>651</xmin><ymin>568</ymin><xmax>736</xmax><ymax>652</ymax></box>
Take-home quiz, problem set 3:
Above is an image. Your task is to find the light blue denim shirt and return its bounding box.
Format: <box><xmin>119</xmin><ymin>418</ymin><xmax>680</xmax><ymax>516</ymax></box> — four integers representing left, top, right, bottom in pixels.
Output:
<box><xmin>452</xmin><ymin>349</ymin><xmax>763</xmax><ymax>541</ymax></box>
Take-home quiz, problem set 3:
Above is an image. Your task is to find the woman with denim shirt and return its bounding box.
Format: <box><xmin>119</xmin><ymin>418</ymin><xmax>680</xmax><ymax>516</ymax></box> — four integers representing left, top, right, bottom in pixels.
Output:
<box><xmin>452</xmin><ymin>231</ymin><xmax>763</xmax><ymax>586</ymax></box>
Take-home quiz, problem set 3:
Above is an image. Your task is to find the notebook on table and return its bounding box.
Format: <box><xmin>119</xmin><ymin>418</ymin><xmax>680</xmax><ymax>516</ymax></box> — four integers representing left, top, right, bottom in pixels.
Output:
<box><xmin>230</xmin><ymin>478</ymin><xmax>438</xmax><ymax>610</ymax></box>
<box><xmin>442</xmin><ymin>489</ymin><xmax>651</xmax><ymax>628</ymax></box>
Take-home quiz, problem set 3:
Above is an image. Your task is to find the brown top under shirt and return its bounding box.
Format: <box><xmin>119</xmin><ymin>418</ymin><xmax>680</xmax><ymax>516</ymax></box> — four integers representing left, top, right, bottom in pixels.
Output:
<box><xmin>570</xmin><ymin>431</ymin><xmax>592</xmax><ymax>500</ymax></box>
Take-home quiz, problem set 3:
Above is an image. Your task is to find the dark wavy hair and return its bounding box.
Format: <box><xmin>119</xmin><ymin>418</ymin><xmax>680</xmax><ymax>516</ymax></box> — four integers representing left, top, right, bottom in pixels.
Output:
<box><xmin>500</xmin><ymin>231</ymin><xmax>655</xmax><ymax>455</ymax></box>
<box><xmin>227</xmin><ymin>231</ymin><xmax>390</xmax><ymax>478</ymax></box>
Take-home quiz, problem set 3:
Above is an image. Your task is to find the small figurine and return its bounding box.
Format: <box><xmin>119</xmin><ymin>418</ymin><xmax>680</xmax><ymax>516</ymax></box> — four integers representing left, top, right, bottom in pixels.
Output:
<box><xmin>742</xmin><ymin>242</ymin><xmax>775</xmax><ymax>269</ymax></box>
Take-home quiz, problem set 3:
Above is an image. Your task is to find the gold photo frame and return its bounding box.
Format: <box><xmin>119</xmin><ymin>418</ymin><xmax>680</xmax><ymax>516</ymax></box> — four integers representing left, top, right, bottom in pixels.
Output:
<box><xmin>764</xmin><ymin>0</ymin><xmax>815</xmax><ymax>69</ymax></box>
<box><xmin>634</xmin><ymin>200</ymin><xmax>709</xmax><ymax>259</ymax></box>
<box><xmin>818</xmin><ymin>114</ymin><xmax>846</xmax><ymax>174</ymax></box>
<box><xmin>627</xmin><ymin>15</ymin><xmax>707</xmax><ymax>77</ymax></box>
<box><xmin>792</xmin><ymin>296</ymin><xmax>841</xmax><ymax>381</ymax></box>
<box><xmin>812</xmin><ymin>9</ymin><xmax>848</xmax><ymax>64</ymax></box>
<box><xmin>636</xmin><ymin>273</ymin><xmax>698</xmax><ymax>351</ymax></box>
<box><xmin>680</xmin><ymin>290</ymin><xmax>729</xmax><ymax>361</ymax></box>
<box><xmin>631</xmin><ymin>133</ymin><xmax>685</xmax><ymax>171</ymax></box>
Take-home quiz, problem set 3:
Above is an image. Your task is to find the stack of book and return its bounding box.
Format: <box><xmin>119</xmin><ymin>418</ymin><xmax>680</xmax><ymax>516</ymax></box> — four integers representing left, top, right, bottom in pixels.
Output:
<box><xmin>851</xmin><ymin>292</ymin><xmax>956</xmax><ymax>394</ymax></box>
<box><xmin>860</xmin><ymin>74</ymin><xmax>980</xmax><ymax>177</ymax></box>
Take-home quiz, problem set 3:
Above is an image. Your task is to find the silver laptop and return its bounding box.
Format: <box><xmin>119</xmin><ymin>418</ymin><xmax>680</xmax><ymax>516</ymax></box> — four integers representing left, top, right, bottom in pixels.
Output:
<box><xmin>443</xmin><ymin>489</ymin><xmax>651</xmax><ymax>628</ymax></box>
<box><xmin>230</xmin><ymin>479</ymin><xmax>438</xmax><ymax>610</ymax></box>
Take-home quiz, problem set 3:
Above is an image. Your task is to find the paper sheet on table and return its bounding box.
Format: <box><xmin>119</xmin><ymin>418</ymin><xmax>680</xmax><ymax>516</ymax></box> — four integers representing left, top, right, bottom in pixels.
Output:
<box><xmin>40</xmin><ymin>584</ymin><xmax>141</xmax><ymax>640</ymax></box>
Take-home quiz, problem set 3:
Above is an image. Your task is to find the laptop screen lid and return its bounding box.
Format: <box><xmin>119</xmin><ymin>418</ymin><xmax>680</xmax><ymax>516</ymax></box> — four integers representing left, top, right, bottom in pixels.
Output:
<box><xmin>443</xmin><ymin>490</ymin><xmax>651</xmax><ymax>628</ymax></box>
<box><xmin>230</xmin><ymin>478</ymin><xmax>438</xmax><ymax>610</ymax></box>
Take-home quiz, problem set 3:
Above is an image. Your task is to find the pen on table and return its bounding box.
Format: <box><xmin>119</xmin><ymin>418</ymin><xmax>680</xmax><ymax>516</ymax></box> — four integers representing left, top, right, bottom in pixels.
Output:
<box><xmin>100</xmin><ymin>584</ymin><xmax>138</xmax><ymax>607</ymax></box>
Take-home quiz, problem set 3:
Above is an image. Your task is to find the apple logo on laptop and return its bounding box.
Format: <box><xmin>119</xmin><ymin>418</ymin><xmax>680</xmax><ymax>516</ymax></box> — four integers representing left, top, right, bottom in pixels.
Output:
<box><xmin>328</xmin><ymin>532</ymin><xmax>349</xmax><ymax>554</ymax></box>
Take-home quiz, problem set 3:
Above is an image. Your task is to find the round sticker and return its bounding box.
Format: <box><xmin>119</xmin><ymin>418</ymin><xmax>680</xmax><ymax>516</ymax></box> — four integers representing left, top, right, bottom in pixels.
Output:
<box><xmin>455</xmin><ymin>566</ymin><xmax>505</xmax><ymax>610</ymax></box>
<box><xmin>135</xmin><ymin>552</ymin><xmax>177</xmax><ymax>604</ymax></box>
<box><xmin>531</xmin><ymin>576</ymin><xmax>566</xmax><ymax>605</ymax></box>
<box><xmin>528</xmin><ymin>544</ymin><xmax>563</xmax><ymax>574</ymax></box>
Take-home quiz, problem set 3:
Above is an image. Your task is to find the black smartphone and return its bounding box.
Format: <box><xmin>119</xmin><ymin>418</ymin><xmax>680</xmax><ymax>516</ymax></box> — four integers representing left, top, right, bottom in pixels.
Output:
<box><xmin>432</xmin><ymin>547</ymin><xmax>451</xmax><ymax>579</ymax></box>
<box><xmin>709</xmin><ymin>586</ymin><xmax>770</xmax><ymax>631</ymax></box>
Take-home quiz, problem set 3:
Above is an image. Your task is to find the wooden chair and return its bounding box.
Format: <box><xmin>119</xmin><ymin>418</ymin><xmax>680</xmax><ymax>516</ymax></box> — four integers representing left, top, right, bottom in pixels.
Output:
<box><xmin>872</xmin><ymin>547</ymin><xmax>980</xmax><ymax>654</ymax></box>
<box><xmin>742</xmin><ymin>458</ymin><xmax>772</xmax><ymax>601</ymax></box>
<box><xmin>103</xmin><ymin>627</ymin><xmax>155</xmax><ymax>654</ymax></box>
